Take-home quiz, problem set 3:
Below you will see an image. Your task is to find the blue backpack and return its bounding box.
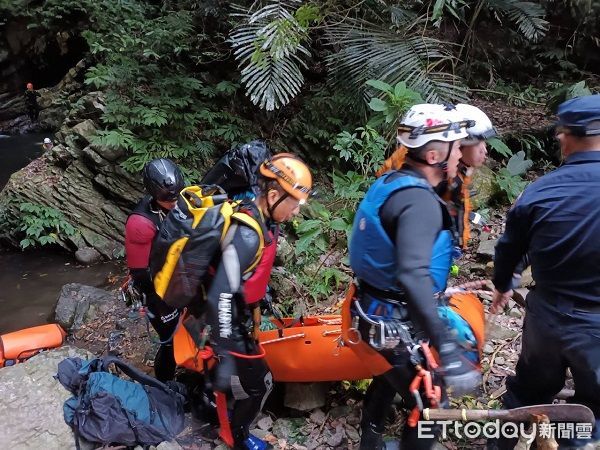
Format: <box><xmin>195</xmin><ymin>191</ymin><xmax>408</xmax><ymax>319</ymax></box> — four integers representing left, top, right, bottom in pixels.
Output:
<box><xmin>56</xmin><ymin>355</ymin><xmax>186</xmax><ymax>448</ymax></box>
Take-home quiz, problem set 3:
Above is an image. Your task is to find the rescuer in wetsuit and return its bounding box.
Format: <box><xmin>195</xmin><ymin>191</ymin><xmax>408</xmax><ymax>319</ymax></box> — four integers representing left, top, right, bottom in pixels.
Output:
<box><xmin>203</xmin><ymin>153</ymin><xmax>313</xmax><ymax>450</ymax></box>
<box><xmin>349</xmin><ymin>104</ymin><xmax>482</xmax><ymax>449</ymax></box>
<box><xmin>125</xmin><ymin>158</ymin><xmax>184</xmax><ymax>382</ymax></box>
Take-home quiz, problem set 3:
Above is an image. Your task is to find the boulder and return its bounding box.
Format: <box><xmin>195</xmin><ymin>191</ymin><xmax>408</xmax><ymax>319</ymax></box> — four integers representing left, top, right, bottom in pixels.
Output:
<box><xmin>0</xmin><ymin>345</ymin><xmax>94</xmax><ymax>450</ymax></box>
<box><xmin>284</xmin><ymin>382</ymin><xmax>330</xmax><ymax>411</ymax></box>
<box><xmin>471</xmin><ymin>164</ymin><xmax>496</xmax><ymax>209</ymax></box>
<box><xmin>71</xmin><ymin>119</ymin><xmax>97</xmax><ymax>144</ymax></box>
<box><xmin>74</xmin><ymin>247</ymin><xmax>102</xmax><ymax>265</ymax></box>
<box><xmin>477</xmin><ymin>238</ymin><xmax>498</xmax><ymax>260</ymax></box>
<box><xmin>54</xmin><ymin>283</ymin><xmax>118</xmax><ymax>331</ymax></box>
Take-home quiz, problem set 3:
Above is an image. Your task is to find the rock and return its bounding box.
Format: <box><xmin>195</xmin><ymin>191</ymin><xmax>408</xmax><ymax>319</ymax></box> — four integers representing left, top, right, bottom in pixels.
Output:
<box><xmin>54</xmin><ymin>283</ymin><xmax>118</xmax><ymax>331</ymax></box>
<box><xmin>477</xmin><ymin>238</ymin><xmax>498</xmax><ymax>260</ymax></box>
<box><xmin>257</xmin><ymin>415</ymin><xmax>274</xmax><ymax>430</ymax></box>
<box><xmin>284</xmin><ymin>382</ymin><xmax>330</xmax><ymax>411</ymax></box>
<box><xmin>309</xmin><ymin>409</ymin><xmax>326</xmax><ymax>424</ymax></box>
<box><xmin>471</xmin><ymin>164</ymin><xmax>496</xmax><ymax>209</ymax></box>
<box><xmin>75</xmin><ymin>247</ymin><xmax>102</xmax><ymax>265</ymax></box>
<box><xmin>0</xmin><ymin>86</ymin><xmax>141</xmax><ymax>259</ymax></box>
<box><xmin>270</xmin><ymin>267</ymin><xmax>299</xmax><ymax>304</ymax></box>
<box><xmin>156</xmin><ymin>442</ymin><xmax>185</xmax><ymax>450</ymax></box>
<box><xmin>71</xmin><ymin>119</ymin><xmax>97</xmax><ymax>144</ymax></box>
<box><xmin>250</xmin><ymin>428</ymin><xmax>269</xmax><ymax>439</ymax></box>
<box><xmin>275</xmin><ymin>235</ymin><xmax>295</xmax><ymax>266</ymax></box>
<box><xmin>0</xmin><ymin>345</ymin><xmax>95</xmax><ymax>450</ymax></box>
<box><xmin>271</xmin><ymin>418</ymin><xmax>294</xmax><ymax>439</ymax></box>
<box><xmin>487</xmin><ymin>322</ymin><xmax>519</xmax><ymax>341</ymax></box>
<box><xmin>329</xmin><ymin>405</ymin><xmax>352</xmax><ymax>419</ymax></box>
<box><xmin>82</xmin><ymin>146</ymin><xmax>109</xmax><ymax>168</ymax></box>
<box><xmin>90</xmin><ymin>142</ymin><xmax>125</xmax><ymax>162</ymax></box>
<box><xmin>519</xmin><ymin>266</ymin><xmax>533</xmax><ymax>287</ymax></box>
<box><xmin>324</xmin><ymin>424</ymin><xmax>345</xmax><ymax>447</ymax></box>
<box><xmin>483</xmin><ymin>343</ymin><xmax>494</xmax><ymax>354</ymax></box>
<box><xmin>345</xmin><ymin>424</ymin><xmax>360</xmax><ymax>442</ymax></box>
<box><xmin>485</xmin><ymin>261</ymin><xmax>495</xmax><ymax>277</ymax></box>
<box><xmin>495</xmin><ymin>356</ymin><xmax>506</xmax><ymax>365</ymax></box>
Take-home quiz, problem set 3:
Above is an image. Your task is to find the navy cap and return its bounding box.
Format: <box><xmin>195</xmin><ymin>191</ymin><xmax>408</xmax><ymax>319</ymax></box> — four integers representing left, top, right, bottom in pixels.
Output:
<box><xmin>557</xmin><ymin>95</ymin><xmax>600</xmax><ymax>135</ymax></box>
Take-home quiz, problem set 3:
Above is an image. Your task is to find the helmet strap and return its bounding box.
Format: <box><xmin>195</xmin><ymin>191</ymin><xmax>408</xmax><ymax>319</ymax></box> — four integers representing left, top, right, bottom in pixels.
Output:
<box><xmin>408</xmin><ymin>141</ymin><xmax>452</xmax><ymax>172</ymax></box>
<box><xmin>437</xmin><ymin>141</ymin><xmax>453</xmax><ymax>173</ymax></box>
<box><xmin>266</xmin><ymin>190</ymin><xmax>289</xmax><ymax>223</ymax></box>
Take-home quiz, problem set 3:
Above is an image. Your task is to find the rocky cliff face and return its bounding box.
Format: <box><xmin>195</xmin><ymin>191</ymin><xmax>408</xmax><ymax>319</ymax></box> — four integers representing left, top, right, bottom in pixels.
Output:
<box><xmin>0</xmin><ymin>59</ymin><xmax>87</xmax><ymax>135</ymax></box>
<box><xmin>0</xmin><ymin>86</ymin><xmax>144</xmax><ymax>259</ymax></box>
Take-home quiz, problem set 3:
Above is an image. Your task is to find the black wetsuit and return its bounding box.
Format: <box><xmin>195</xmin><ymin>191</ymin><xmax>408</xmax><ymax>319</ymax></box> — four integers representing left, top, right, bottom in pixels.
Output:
<box><xmin>202</xmin><ymin>210</ymin><xmax>274</xmax><ymax>449</ymax></box>
<box><xmin>24</xmin><ymin>90</ymin><xmax>40</xmax><ymax>121</ymax></box>
<box><xmin>125</xmin><ymin>196</ymin><xmax>180</xmax><ymax>382</ymax></box>
<box><xmin>357</xmin><ymin>167</ymin><xmax>468</xmax><ymax>450</ymax></box>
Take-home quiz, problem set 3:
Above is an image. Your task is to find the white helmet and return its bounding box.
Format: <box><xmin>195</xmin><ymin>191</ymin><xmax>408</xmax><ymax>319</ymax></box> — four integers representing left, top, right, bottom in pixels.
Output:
<box><xmin>397</xmin><ymin>103</ymin><xmax>472</xmax><ymax>149</ymax></box>
<box><xmin>455</xmin><ymin>104</ymin><xmax>496</xmax><ymax>144</ymax></box>
<box><xmin>43</xmin><ymin>138</ymin><xmax>52</xmax><ymax>144</ymax></box>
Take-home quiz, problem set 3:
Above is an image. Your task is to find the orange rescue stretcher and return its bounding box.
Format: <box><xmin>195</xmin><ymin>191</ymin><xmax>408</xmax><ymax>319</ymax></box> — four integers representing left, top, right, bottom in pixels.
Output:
<box><xmin>172</xmin><ymin>287</ymin><xmax>485</xmax><ymax>383</ymax></box>
<box><xmin>0</xmin><ymin>323</ymin><xmax>66</xmax><ymax>367</ymax></box>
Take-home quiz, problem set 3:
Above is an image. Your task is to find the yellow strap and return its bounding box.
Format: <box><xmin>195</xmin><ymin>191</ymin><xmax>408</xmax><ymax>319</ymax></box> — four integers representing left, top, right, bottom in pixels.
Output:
<box><xmin>231</xmin><ymin>212</ymin><xmax>265</xmax><ymax>273</ymax></box>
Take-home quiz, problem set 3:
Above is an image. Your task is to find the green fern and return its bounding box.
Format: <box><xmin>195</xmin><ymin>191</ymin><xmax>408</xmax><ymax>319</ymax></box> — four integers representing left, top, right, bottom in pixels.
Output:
<box><xmin>229</xmin><ymin>0</ymin><xmax>317</xmax><ymax>111</ymax></box>
<box><xmin>325</xmin><ymin>18</ymin><xmax>469</xmax><ymax>104</ymax></box>
<box><xmin>488</xmin><ymin>0</ymin><xmax>548</xmax><ymax>42</ymax></box>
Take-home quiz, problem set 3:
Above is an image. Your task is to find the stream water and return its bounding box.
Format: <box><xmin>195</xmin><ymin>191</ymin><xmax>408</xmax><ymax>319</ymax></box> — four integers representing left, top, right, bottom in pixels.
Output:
<box><xmin>0</xmin><ymin>133</ymin><xmax>123</xmax><ymax>334</ymax></box>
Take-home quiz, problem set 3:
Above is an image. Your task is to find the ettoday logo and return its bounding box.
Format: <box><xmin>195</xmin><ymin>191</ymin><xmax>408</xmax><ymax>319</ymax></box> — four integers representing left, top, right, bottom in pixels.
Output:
<box><xmin>418</xmin><ymin>420</ymin><xmax>594</xmax><ymax>443</ymax></box>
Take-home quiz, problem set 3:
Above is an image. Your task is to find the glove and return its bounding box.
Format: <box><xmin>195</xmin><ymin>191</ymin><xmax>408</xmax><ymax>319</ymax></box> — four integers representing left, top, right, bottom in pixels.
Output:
<box><xmin>438</xmin><ymin>340</ymin><xmax>481</xmax><ymax>397</ymax></box>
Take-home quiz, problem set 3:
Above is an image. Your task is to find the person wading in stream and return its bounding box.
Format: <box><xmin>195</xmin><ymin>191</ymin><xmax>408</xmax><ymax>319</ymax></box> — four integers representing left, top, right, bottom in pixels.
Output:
<box><xmin>349</xmin><ymin>103</ymin><xmax>481</xmax><ymax>450</ymax></box>
<box><xmin>489</xmin><ymin>94</ymin><xmax>600</xmax><ymax>450</ymax></box>
<box><xmin>125</xmin><ymin>158</ymin><xmax>184</xmax><ymax>382</ymax></box>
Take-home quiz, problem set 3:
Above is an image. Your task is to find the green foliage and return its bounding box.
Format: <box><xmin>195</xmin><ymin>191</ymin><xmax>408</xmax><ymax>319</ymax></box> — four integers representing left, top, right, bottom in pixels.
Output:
<box><xmin>546</xmin><ymin>80</ymin><xmax>593</xmax><ymax>113</ymax></box>
<box><xmin>278</xmin><ymin>86</ymin><xmax>362</xmax><ymax>161</ymax></box>
<box><xmin>18</xmin><ymin>203</ymin><xmax>77</xmax><ymax>249</ymax></box>
<box><xmin>326</xmin><ymin>16</ymin><xmax>469</xmax><ymax>104</ymax></box>
<box><xmin>333</xmin><ymin>126</ymin><xmax>387</xmax><ymax>177</ymax></box>
<box><xmin>487</xmin><ymin>137</ymin><xmax>513</xmax><ymax>158</ymax></box>
<box><xmin>80</xmin><ymin>2</ymin><xmax>256</xmax><ymax>172</ymax></box>
<box><xmin>493</xmin><ymin>151</ymin><xmax>533</xmax><ymax>203</ymax></box>
<box><xmin>229</xmin><ymin>0</ymin><xmax>316</xmax><ymax>111</ymax></box>
<box><xmin>366</xmin><ymin>80</ymin><xmax>423</xmax><ymax>141</ymax></box>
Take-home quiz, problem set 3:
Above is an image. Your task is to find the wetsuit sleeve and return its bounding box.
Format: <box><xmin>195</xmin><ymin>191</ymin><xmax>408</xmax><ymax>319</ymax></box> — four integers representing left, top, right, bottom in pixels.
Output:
<box><xmin>125</xmin><ymin>214</ymin><xmax>157</xmax><ymax>294</ymax></box>
<box><xmin>380</xmin><ymin>188</ymin><xmax>450</xmax><ymax>349</ymax></box>
<box><xmin>125</xmin><ymin>214</ymin><xmax>157</xmax><ymax>269</ymax></box>
<box><xmin>493</xmin><ymin>201</ymin><xmax>530</xmax><ymax>293</ymax></box>
<box><xmin>205</xmin><ymin>222</ymin><xmax>261</xmax><ymax>392</ymax></box>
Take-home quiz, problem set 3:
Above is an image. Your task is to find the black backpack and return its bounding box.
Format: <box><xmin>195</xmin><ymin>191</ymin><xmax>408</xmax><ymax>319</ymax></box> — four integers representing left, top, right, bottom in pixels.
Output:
<box><xmin>201</xmin><ymin>140</ymin><xmax>272</xmax><ymax>198</ymax></box>
<box><xmin>56</xmin><ymin>355</ymin><xmax>186</xmax><ymax>448</ymax></box>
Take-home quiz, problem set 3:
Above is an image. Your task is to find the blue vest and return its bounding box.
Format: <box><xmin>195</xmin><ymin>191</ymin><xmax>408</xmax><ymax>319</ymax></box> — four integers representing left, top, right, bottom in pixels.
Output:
<box><xmin>349</xmin><ymin>173</ymin><xmax>454</xmax><ymax>294</ymax></box>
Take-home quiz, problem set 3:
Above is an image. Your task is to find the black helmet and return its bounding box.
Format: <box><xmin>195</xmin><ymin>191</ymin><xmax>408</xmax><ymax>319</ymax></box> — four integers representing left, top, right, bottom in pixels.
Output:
<box><xmin>142</xmin><ymin>158</ymin><xmax>184</xmax><ymax>202</ymax></box>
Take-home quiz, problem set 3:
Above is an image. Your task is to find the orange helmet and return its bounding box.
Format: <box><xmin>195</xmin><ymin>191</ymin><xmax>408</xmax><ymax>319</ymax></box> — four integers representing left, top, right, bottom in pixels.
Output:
<box><xmin>259</xmin><ymin>153</ymin><xmax>313</xmax><ymax>203</ymax></box>
<box><xmin>26</xmin><ymin>83</ymin><xmax>33</xmax><ymax>90</ymax></box>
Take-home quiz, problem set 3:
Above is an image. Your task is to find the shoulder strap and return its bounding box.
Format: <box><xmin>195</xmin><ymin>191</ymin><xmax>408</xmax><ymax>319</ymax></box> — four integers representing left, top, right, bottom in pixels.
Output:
<box><xmin>100</xmin><ymin>355</ymin><xmax>173</xmax><ymax>393</ymax></box>
<box><xmin>230</xmin><ymin>212</ymin><xmax>265</xmax><ymax>273</ymax></box>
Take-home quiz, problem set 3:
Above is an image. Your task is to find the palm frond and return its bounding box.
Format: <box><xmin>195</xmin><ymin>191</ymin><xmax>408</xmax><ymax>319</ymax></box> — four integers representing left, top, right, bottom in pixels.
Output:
<box><xmin>229</xmin><ymin>0</ymin><xmax>311</xmax><ymax>111</ymax></box>
<box><xmin>326</xmin><ymin>19</ymin><xmax>468</xmax><ymax>104</ymax></box>
<box><xmin>488</xmin><ymin>0</ymin><xmax>548</xmax><ymax>42</ymax></box>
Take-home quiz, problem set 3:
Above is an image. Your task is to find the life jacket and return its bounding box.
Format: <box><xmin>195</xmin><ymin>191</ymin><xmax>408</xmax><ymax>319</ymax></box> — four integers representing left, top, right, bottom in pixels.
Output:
<box><xmin>127</xmin><ymin>195</ymin><xmax>164</xmax><ymax>231</ymax></box>
<box><xmin>243</xmin><ymin>225</ymin><xmax>279</xmax><ymax>304</ymax></box>
<box><xmin>443</xmin><ymin>165</ymin><xmax>473</xmax><ymax>250</ymax></box>
<box><xmin>377</xmin><ymin>149</ymin><xmax>473</xmax><ymax>250</ymax></box>
<box><xmin>349</xmin><ymin>172</ymin><xmax>455</xmax><ymax>294</ymax></box>
<box><xmin>150</xmin><ymin>186</ymin><xmax>265</xmax><ymax>309</ymax></box>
